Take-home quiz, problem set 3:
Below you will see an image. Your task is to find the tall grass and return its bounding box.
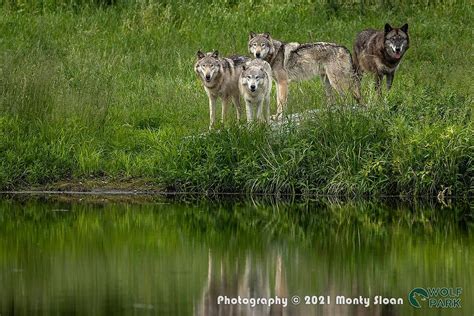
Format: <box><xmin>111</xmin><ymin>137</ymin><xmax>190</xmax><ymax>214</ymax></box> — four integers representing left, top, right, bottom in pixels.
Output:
<box><xmin>0</xmin><ymin>1</ymin><xmax>472</xmax><ymax>196</ymax></box>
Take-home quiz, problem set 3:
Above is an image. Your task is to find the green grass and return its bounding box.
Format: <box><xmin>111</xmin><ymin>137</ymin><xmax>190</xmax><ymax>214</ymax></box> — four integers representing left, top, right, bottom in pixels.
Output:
<box><xmin>0</xmin><ymin>1</ymin><xmax>472</xmax><ymax>196</ymax></box>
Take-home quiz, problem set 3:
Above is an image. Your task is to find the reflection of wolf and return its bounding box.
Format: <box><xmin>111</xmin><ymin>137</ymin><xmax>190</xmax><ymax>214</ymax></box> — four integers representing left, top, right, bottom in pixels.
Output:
<box><xmin>248</xmin><ymin>32</ymin><xmax>361</xmax><ymax>119</ymax></box>
<box><xmin>195</xmin><ymin>251</ymin><xmax>398</xmax><ymax>316</ymax></box>
<box><xmin>239</xmin><ymin>59</ymin><xmax>273</xmax><ymax>123</ymax></box>
<box><xmin>195</xmin><ymin>252</ymin><xmax>288</xmax><ymax>316</ymax></box>
<box><xmin>353</xmin><ymin>24</ymin><xmax>409</xmax><ymax>94</ymax></box>
<box><xmin>194</xmin><ymin>51</ymin><xmax>249</xmax><ymax>129</ymax></box>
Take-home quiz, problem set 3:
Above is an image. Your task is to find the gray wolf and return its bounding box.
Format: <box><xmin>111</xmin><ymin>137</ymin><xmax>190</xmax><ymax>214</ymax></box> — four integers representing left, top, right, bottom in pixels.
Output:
<box><xmin>248</xmin><ymin>32</ymin><xmax>361</xmax><ymax>119</ymax></box>
<box><xmin>239</xmin><ymin>59</ymin><xmax>273</xmax><ymax>123</ymax></box>
<box><xmin>194</xmin><ymin>50</ymin><xmax>249</xmax><ymax>129</ymax></box>
<box><xmin>353</xmin><ymin>23</ymin><xmax>409</xmax><ymax>94</ymax></box>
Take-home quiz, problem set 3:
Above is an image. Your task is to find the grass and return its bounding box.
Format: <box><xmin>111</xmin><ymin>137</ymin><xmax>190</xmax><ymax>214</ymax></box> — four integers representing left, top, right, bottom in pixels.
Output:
<box><xmin>0</xmin><ymin>1</ymin><xmax>472</xmax><ymax>196</ymax></box>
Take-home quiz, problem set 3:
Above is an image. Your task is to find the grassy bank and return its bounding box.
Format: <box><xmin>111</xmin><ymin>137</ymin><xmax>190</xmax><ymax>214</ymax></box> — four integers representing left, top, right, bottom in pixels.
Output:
<box><xmin>0</xmin><ymin>1</ymin><xmax>472</xmax><ymax>196</ymax></box>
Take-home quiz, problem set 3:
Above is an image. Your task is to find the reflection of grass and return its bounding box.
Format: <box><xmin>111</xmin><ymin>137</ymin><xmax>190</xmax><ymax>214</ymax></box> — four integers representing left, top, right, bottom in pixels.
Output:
<box><xmin>0</xmin><ymin>198</ymin><xmax>470</xmax><ymax>249</ymax></box>
<box><xmin>0</xmin><ymin>198</ymin><xmax>472</xmax><ymax>315</ymax></box>
<box><xmin>0</xmin><ymin>2</ymin><xmax>472</xmax><ymax>196</ymax></box>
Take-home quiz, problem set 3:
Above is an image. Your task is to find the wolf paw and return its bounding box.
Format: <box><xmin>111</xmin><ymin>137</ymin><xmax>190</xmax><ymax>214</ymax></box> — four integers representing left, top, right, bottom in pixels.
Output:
<box><xmin>270</xmin><ymin>113</ymin><xmax>283</xmax><ymax>121</ymax></box>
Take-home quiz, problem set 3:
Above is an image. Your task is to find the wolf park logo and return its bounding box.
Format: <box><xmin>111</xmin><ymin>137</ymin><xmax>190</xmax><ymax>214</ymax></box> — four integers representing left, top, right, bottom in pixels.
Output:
<box><xmin>408</xmin><ymin>287</ymin><xmax>462</xmax><ymax>309</ymax></box>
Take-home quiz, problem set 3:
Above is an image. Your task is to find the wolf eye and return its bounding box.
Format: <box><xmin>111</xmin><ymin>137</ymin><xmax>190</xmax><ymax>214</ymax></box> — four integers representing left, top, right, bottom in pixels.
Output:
<box><xmin>247</xmin><ymin>76</ymin><xmax>251</xmax><ymax>79</ymax></box>
<box><xmin>252</xmin><ymin>43</ymin><xmax>257</xmax><ymax>47</ymax></box>
<box><xmin>261</xmin><ymin>43</ymin><xmax>266</xmax><ymax>47</ymax></box>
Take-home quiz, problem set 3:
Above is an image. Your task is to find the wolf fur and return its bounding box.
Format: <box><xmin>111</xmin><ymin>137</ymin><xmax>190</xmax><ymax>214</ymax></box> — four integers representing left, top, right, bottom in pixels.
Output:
<box><xmin>248</xmin><ymin>32</ymin><xmax>361</xmax><ymax>119</ymax></box>
<box><xmin>239</xmin><ymin>59</ymin><xmax>273</xmax><ymax>123</ymax></box>
<box><xmin>353</xmin><ymin>23</ymin><xmax>409</xmax><ymax>94</ymax></box>
<box><xmin>194</xmin><ymin>50</ymin><xmax>249</xmax><ymax>129</ymax></box>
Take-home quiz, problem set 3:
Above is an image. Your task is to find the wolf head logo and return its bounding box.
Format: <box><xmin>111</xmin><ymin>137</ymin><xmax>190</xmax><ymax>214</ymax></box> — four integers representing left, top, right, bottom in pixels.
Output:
<box><xmin>384</xmin><ymin>23</ymin><xmax>409</xmax><ymax>60</ymax></box>
<box><xmin>408</xmin><ymin>287</ymin><xmax>429</xmax><ymax>308</ymax></box>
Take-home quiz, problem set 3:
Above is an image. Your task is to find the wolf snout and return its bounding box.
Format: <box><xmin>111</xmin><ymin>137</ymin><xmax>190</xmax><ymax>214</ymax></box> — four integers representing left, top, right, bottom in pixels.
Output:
<box><xmin>395</xmin><ymin>47</ymin><xmax>401</xmax><ymax>53</ymax></box>
<box><xmin>205</xmin><ymin>74</ymin><xmax>211</xmax><ymax>81</ymax></box>
<box><xmin>255</xmin><ymin>52</ymin><xmax>261</xmax><ymax>58</ymax></box>
<box><xmin>250</xmin><ymin>85</ymin><xmax>256</xmax><ymax>92</ymax></box>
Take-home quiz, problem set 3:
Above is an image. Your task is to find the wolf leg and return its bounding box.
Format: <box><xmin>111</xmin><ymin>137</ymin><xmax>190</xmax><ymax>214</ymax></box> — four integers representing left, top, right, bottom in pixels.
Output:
<box><xmin>375</xmin><ymin>74</ymin><xmax>383</xmax><ymax>96</ymax></box>
<box><xmin>221</xmin><ymin>98</ymin><xmax>229</xmax><ymax>124</ymax></box>
<box><xmin>233</xmin><ymin>95</ymin><xmax>242</xmax><ymax>121</ymax></box>
<box><xmin>256</xmin><ymin>98</ymin><xmax>265</xmax><ymax>122</ymax></box>
<box><xmin>276</xmin><ymin>80</ymin><xmax>288</xmax><ymax>119</ymax></box>
<box><xmin>351</xmin><ymin>76</ymin><xmax>362</xmax><ymax>104</ymax></box>
<box><xmin>386</xmin><ymin>72</ymin><xmax>395</xmax><ymax>91</ymax></box>
<box><xmin>208</xmin><ymin>95</ymin><xmax>217</xmax><ymax>130</ymax></box>
<box><xmin>353</xmin><ymin>52</ymin><xmax>363</xmax><ymax>82</ymax></box>
<box><xmin>265</xmin><ymin>95</ymin><xmax>271</xmax><ymax>123</ymax></box>
<box><xmin>245</xmin><ymin>100</ymin><xmax>254</xmax><ymax>123</ymax></box>
<box><xmin>321</xmin><ymin>73</ymin><xmax>335</xmax><ymax>104</ymax></box>
<box><xmin>274</xmin><ymin>83</ymin><xmax>279</xmax><ymax>117</ymax></box>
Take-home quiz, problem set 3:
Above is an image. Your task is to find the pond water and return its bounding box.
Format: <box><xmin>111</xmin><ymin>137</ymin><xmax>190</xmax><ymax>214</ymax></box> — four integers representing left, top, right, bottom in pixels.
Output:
<box><xmin>0</xmin><ymin>195</ymin><xmax>472</xmax><ymax>316</ymax></box>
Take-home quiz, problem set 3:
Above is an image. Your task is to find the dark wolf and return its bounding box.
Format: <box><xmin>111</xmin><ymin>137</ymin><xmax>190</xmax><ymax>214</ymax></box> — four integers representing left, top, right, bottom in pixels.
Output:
<box><xmin>353</xmin><ymin>23</ymin><xmax>409</xmax><ymax>94</ymax></box>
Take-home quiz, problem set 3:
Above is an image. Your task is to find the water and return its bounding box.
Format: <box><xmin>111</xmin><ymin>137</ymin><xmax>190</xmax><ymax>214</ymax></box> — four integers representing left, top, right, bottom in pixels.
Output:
<box><xmin>0</xmin><ymin>195</ymin><xmax>472</xmax><ymax>315</ymax></box>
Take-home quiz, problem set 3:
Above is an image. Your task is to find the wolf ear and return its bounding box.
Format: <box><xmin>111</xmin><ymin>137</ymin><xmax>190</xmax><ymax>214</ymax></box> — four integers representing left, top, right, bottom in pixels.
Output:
<box><xmin>400</xmin><ymin>23</ymin><xmax>408</xmax><ymax>33</ymax></box>
<box><xmin>197</xmin><ymin>50</ymin><xmax>205</xmax><ymax>59</ymax></box>
<box><xmin>263</xmin><ymin>32</ymin><xmax>271</xmax><ymax>39</ymax></box>
<box><xmin>249</xmin><ymin>32</ymin><xmax>256</xmax><ymax>40</ymax></box>
<box><xmin>384</xmin><ymin>23</ymin><xmax>393</xmax><ymax>34</ymax></box>
<box><xmin>211</xmin><ymin>50</ymin><xmax>219</xmax><ymax>58</ymax></box>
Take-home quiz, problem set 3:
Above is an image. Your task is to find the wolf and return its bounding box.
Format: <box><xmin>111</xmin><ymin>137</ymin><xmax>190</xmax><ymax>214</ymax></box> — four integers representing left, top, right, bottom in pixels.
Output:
<box><xmin>195</xmin><ymin>50</ymin><xmax>249</xmax><ymax>129</ymax></box>
<box><xmin>248</xmin><ymin>32</ymin><xmax>361</xmax><ymax>119</ymax></box>
<box><xmin>239</xmin><ymin>59</ymin><xmax>273</xmax><ymax>123</ymax></box>
<box><xmin>353</xmin><ymin>23</ymin><xmax>409</xmax><ymax>94</ymax></box>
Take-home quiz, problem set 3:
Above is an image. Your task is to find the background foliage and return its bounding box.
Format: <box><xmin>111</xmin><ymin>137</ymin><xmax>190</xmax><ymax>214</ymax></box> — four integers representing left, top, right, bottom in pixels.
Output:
<box><xmin>0</xmin><ymin>1</ymin><xmax>472</xmax><ymax>195</ymax></box>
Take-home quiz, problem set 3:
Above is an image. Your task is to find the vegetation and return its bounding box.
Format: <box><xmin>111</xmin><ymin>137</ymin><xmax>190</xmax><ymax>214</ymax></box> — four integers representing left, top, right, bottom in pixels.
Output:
<box><xmin>0</xmin><ymin>1</ymin><xmax>472</xmax><ymax>196</ymax></box>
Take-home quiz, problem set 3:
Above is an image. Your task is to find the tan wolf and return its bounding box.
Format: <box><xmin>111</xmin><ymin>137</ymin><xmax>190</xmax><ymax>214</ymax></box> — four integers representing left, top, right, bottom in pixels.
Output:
<box><xmin>194</xmin><ymin>50</ymin><xmax>249</xmax><ymax>129</ymax></box>
<box><xmin>248</xmin><ymin>32</ymin><xmax>361</xmax><ymax>119</ymax></box>
<box><xmin>353</xmin><ymin>23</ymin><xmax>409</xmax><ymax>94</ymax></box>
<box><xmin>239</xmin><ymin>59</ymin><xmax>273</xmax><ymax>123</ymax></box>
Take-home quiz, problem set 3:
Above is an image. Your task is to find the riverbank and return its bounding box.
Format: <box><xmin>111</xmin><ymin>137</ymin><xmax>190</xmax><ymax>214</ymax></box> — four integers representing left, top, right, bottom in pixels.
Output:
<box><xmin>0</xmin><ymin>1</ymin><xmax>472</xmax><ymax>197</ymax></box>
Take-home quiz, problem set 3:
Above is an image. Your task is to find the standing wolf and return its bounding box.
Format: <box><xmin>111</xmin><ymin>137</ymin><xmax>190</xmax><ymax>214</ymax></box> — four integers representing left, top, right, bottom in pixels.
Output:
<box><xmin>248</xmin><ymin>32</ymin><xmax>361</xmax><ymax>119</ymax></box>
<box><xmin>239</xmin><ymin>59</ymin><xmax>273</xmax><ymax>123</ymax></box>
<box><xmin>353</xmin><ymin>23</ymin><xmax>409</xmax><ymax>94</ymax></box>
<box><xmin>194</xmin><ymin>50</ymin><xmax>249</xmax><ymax>129</ymax></box>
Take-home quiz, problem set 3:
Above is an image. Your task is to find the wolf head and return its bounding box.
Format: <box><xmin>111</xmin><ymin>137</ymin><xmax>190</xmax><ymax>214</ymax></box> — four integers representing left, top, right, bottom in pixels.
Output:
<box><xmin>195</xmin><ymin>50</ymin><xmax>221</xmax><ymax>84</ymax></box>
<box><xmin>384</xmin><ymin>23</ymin><xmax>409</xmax><ymax>60</ymax></box>
<box><xmin>240</xmin><ymin>60</ymin><xmax>269</xmax><ymax>94</ymax></box>
<box><xmin>248</xmin><ymin>32</ymin><xmax>274</xmax><ymax>60</ymax></box>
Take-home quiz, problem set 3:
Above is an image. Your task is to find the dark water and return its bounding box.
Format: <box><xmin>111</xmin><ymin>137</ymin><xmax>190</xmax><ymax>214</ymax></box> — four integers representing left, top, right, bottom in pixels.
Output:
<box><xmin>0</xmin><ymin>196</ymin><xmax>472</xmax><ymax>316</ymax></box>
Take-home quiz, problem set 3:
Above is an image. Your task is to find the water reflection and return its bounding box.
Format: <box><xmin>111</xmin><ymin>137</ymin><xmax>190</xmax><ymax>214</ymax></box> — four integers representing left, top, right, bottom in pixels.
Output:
<box><xmin>196</xmin><ymin>251</ymin><xmax>402</xmax><ymax>316</ymax></box>
<box><xmin>196</xmin><ymin>252</ymin><xmax>287</xmax><ymax>316</ymax></box>
<box><xmin>0</xmin><ymin>196</ymin><xmax>472</xmax><ymax>316</ymax></box>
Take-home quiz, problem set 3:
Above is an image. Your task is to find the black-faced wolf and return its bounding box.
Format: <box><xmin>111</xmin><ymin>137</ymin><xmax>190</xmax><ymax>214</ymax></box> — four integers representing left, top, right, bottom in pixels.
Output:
<box><xmin>248</xmin><ymin>32</ymin><xmax>361</xmax><ymax>119</ymax></box>
<box><xmin>195</xmin><ymin>50</ymin><xmax>249</xmax><ymax>129</ymax></box>
<box><xmin>353</xmin><ymin>23</ymin><xmax>409</xmax><ymax>94</ymax></box>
